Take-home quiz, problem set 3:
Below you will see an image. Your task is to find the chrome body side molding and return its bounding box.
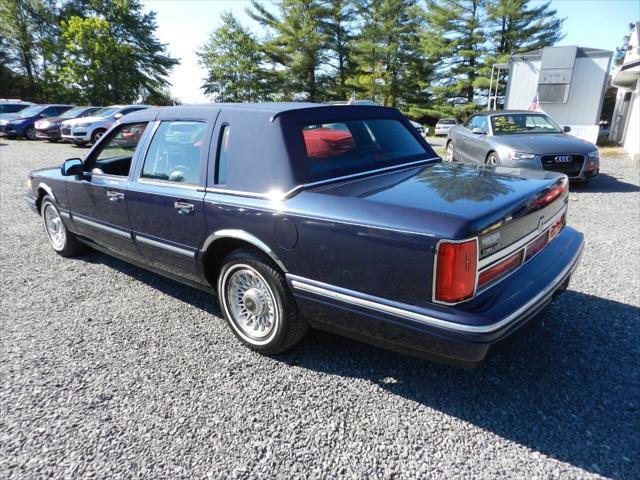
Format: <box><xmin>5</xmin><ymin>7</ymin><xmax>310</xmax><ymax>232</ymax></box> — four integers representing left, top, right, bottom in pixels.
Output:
<box><xmin>72</xmin><ymin>215</ymin><xmax>132</xmax><ymax>240</ymax></box>
<box><xmin>135</xmin><ymin>235</ymin><xmax>195</xmax><ymax>257</ymax></box>
<box><xmin>200</xmin><ymin>229</ymin><xmax>288</xmax><ymax>273</ymax></box>
<box><xmin>289</xmin><ymin>239</ymin><xmax>583</xmax><ymax>335</ymax></box>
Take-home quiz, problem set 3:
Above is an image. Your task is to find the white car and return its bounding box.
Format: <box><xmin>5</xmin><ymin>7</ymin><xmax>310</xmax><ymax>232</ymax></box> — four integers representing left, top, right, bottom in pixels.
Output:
<box><xmin>60</xmin><ymin>104</ymin><xmax>150</xmax><ymax>146</ymax></box>
<box><xmin>434</xmin><ymin>118</ymin><xmax>459</xmax><ymax>136</ymax></box>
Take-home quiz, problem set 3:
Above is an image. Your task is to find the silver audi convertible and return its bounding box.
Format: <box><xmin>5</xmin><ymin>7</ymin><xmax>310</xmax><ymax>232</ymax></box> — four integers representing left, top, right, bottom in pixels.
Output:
<box><xmin>446</xmin><ymin>110</ymin><xmax>600</xmax><ymax>181</ymax></box>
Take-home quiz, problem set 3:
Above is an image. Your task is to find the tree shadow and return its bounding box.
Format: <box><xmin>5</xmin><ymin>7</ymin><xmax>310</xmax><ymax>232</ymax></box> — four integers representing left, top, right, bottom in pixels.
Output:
<box><xmin>571</xmin><ymin>172</ymin><xmax>640</xmax><ymax>193</ymax></box>
<box><xmin>77</xmin><ymin>250</ymin><xmax>638</xmax><ymax>478</ymax></box>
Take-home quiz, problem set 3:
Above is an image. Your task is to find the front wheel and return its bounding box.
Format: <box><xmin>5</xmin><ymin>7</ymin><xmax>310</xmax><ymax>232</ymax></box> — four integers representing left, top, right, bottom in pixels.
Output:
<box><xmin>91</xmin><ymin>129</ymin><xmax>106</xmax><ymax>145</ymax></box>
<box><xmin>41</xmin><ymin>196</ymin><xmax>82</xmax><ymax>257</ymax></box>
<box><xmin>486</xmin><ymin>152</ymin><xmax>500</xmax><ymax>166</ymax></box>
<box><xmin>217</xmin><ymin>248</ymin><xmax>308</xmax><ymax>354</ymax></box>
<box><xmin>24</xmin><ymin>127</ymin><xmax>37</xmax><ymax>140</ymax></box>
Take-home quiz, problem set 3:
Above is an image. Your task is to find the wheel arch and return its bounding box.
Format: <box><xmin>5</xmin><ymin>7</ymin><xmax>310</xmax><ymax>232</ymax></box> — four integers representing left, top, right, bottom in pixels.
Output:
<box><xmin>35</xmin><ymin>182</ymin><xmax>56</xmax><ymax>212</ymax></box>
<box><xmin>486</xmin><ymin>150</ymin><xmax>499</xmax><ymax>163</ymax></box>
<box><xmin>200</xmin><ymin>229</ymin><xmax>288</xmax><ymax>288</ymax></box>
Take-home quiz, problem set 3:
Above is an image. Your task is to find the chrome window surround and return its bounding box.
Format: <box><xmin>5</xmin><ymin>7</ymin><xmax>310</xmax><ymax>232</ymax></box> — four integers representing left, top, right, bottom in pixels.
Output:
<box><xmin>432</xmin><ymin>204</ymin><xmax>568</xmax><ymax>306</ymax></box>
<box><xmin>290</xmin><ymin>239</ymin><xmax>582</xmax><ymax>335</ymax></box>
<box><xmin>205</xmin><ymin>158</ymin><xmax>439</xmax><ymax>200</ymax></box>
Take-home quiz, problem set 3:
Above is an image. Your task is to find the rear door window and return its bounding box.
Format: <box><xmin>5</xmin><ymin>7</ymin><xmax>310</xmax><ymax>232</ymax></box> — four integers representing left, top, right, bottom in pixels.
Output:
<box><xmin>141</xmin><ymin>121</ymin><xmax>207</xmax><ymax>185</ymax></box>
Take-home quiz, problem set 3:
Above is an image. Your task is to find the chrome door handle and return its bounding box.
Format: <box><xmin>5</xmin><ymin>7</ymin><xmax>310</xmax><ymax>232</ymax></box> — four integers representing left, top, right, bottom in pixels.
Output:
<box><xmin>174</xmin><ymin>201</ymin><xmax>194</xmax><ymax>214</ymax></box>
<box><xmin>107</xmin><ymin>190</ymin><xmax>124</xmax><ymax>202</ymax></box>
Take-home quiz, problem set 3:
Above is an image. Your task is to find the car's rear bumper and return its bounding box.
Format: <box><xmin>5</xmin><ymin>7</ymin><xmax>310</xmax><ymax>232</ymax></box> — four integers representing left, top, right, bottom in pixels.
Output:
<box><xmin>289</xmin><ymin>227</ymin><xmax>584</xmax><ymax>366</ymax></box>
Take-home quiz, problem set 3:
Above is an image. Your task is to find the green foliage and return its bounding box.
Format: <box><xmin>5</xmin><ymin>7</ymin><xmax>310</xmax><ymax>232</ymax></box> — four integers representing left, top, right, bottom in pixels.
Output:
<box><xmin>59</xmin><ymin>0</ymin><xmax>178</xmax><ymax>104</ymax></box>
<box><xmin>321</xmin><ymin>0</ymin><xmax>358</xmax><ymax>100</ymax></box>
<box><xmin>0</xmin><ymin>0</ymin><xmax>177</xmax><ymax>105</ymax></box>
<box><xmin>198</xmin><ymin>12</ymin><xmax>273</xmax><ymax>102</ymax></box>
<box><xmin>351</xmin><ymin>0</ymin><xmax>430</xmax><ymax>112</ymax></box>
<box><xmin>422</xmin><ymin>0</ymin><xmax>487</xmax><ymax>119</ymax></box>
<box><xmin>485</xmin><ymin>0</ymin><xmax>564</xmax><ymax>56</ymax></box>
<box><xmin>248</xmin><ymin>0</ymin><xmax>330</xmax><ymax>101</ymax></box>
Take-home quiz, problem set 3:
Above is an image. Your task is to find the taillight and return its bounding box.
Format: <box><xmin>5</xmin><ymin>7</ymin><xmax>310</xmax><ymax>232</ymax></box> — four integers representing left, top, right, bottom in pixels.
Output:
<box><xmin>531</xmin><ymin>177</ymin><xmax>568</xmax><ymax>209</ymax></box>
<box><xmin>549</xmin><ymin>214</ymin><xmax>566</xmax><ymax>240</ymax></box>
<box><xmin>434</xmin><ymin>240</ymin><xmax>477</xmax><ymax>303</ymax></box>
<box><xmin>524</xmin><ymin>231</ymin><xmax>549</xmax><ymax>261</ymax></box>
<box><xmin>478</xmin><ymin>250</ymin><xmax>523</xmax><ymax>288</ymax></box>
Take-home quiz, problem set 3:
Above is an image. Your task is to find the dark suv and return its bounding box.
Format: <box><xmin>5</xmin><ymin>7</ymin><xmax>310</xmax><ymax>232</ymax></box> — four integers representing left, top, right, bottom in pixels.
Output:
<box><xmin>0</xmin><ymin>104</ymin><xmax>74</xmax><ymax>140</ymax></box>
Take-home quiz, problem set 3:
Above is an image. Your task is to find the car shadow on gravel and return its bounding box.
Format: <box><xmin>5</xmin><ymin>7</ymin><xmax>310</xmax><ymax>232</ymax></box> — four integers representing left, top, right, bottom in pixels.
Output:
<box><xmin>289</xmin><ymin>291</ymin><xmax>640</xmax><ymax>479</ymax></box>
<box><xmin>79</xmin><ymin>251</ymin><xmax>638</xmax><ymax>479</ymax></box>
<box><xmin>571</xmin><ymin>173</ymin><xmax>640</xmax><ymax>193</ymax></box>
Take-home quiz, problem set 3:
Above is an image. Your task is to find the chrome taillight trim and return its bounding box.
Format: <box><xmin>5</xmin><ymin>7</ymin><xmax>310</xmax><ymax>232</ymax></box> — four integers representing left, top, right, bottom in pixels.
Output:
<box><xmin>434</xmin><ymin>205</ymin><xmax>568</xmax><ymax>305</ymax></box>
<box><xmin>432</xmin><ymin>237</ymin><xmax>480</xmax><ymax>306</ymax></box>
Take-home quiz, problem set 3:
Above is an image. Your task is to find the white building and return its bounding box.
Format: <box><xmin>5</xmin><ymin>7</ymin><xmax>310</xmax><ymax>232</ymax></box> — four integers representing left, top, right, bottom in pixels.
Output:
<box><xmin>503</xmin><ymin>46</ymin><xmax>612</xmax><ymax>144</ymax></box>
<box><xmin>610</xmin><ymin>23</ymin><xmax>640</xmax><ymax>161</ymax></box>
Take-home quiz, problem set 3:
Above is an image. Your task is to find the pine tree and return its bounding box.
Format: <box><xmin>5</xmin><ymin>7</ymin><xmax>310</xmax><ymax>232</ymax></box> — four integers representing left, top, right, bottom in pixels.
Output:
<box><xmin>321</xmin><ymin>0</ymin><xmax>358</xmax><ymax>100</ymax></box>
<box><xmin>198</xmin><ymin>12</ymin><xmax>272</xmax><ymax>102</ymax></box>
<box><xmin>423</xmin><ymin>0</ymin><xmax>487</xmax><ymax>118</ymax></box>
<box><xmin>351</xmin><ymin>0</ymin><xmax>429</xmax><ymax>110</ymax></box>
<box><xmin>247</xmin><ymin>0</ymin><xmax>329</xmax><ymax>102</ymax></box>
<box><xmin>485</xmin><ymin>0</ymin><xmax>564</xmax><ymax>55</ymax></box>
<box><xmin>479</xmin><ymin>0</ymin><xmax>565</xmax><ymax>109</ymax></box>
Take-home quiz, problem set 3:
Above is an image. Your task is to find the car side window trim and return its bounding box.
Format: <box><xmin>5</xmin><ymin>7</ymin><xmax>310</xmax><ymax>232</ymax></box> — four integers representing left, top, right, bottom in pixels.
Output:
<box><xmin>136</xmin><ymin>120</ymin><xmax>208</xmax><ymax>188</ymax></box>
<box><xmin>215</xmin><ymin>123</ymin><xmax>230</xmax><ymax>185</ymax></box>
<box><xmin>83</xmin><ymin>121</ymin><xmax>151</xmax><ymax>179</ymax></box>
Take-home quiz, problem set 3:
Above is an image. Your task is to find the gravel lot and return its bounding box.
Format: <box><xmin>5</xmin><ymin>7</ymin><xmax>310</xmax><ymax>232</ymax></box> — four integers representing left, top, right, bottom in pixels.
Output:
<box><xmin>1</xmin><ymin>138</ymin><xmax>639</xmax><ymax>479</ymax></box>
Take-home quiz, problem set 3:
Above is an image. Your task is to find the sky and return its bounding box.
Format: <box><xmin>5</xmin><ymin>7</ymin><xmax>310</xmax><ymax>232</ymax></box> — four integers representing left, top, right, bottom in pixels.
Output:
<box><xmin>140</xmin><ymin>0</ymin><xmax>640</xmax><ymax>104</ymax></box>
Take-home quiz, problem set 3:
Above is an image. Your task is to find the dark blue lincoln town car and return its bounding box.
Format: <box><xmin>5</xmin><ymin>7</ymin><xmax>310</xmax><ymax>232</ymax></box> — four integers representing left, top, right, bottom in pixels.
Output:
<box><xmin>27</xmin><ymin>104</ymin><xmax>584</xmax><ymax>366</ymax></box>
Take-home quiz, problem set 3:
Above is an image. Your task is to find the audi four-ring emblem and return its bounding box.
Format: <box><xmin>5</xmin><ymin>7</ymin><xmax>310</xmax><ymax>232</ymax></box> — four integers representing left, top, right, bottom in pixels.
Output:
<box><xmin>554</xmin><ymin>155</ymin><xmax>573</xmax><ymax>162</ymax></box>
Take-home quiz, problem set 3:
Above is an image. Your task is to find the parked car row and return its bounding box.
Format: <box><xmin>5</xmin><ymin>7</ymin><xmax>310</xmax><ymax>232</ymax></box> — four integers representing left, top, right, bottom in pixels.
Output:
<box><xmin>0</xmin><ymin>102</ymin><xmax>150</xmax><ymax>146</ymax></box>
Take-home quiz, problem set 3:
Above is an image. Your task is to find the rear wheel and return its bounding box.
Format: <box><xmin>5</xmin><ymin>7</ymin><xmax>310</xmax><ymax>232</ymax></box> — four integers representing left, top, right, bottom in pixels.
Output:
<box><xmin>486</xmin><ymin>152</ymin><xmax>500</xmax><ymax>166</ymax></box>
<box><xmin>446</xmin><ymin>142</ymin><xmax>456</xmax><ymax>162</ymax></box>
<box><xmin>24</xmin><ymin>127</ymin><xmax>37</xmax><ymax>140</ymax></box>
<box><xmin>217</xmin><ymin>248</ymin><xmax>308</xmax><ymax>354</ymax></box>
<box><xmin>41</xmin><ymin>196</ymin><xmax>82</xmax><ymax>257</ymax></box>
<box><xmin>91</xmin><ymin>128</ymin><xmax>106</xmax><ymax>145</ymax></box>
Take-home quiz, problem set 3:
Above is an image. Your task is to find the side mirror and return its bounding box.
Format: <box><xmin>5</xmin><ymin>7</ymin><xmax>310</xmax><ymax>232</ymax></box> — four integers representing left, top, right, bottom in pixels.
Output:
<box><xmin>563</xmin><ymin>125</ymin><xmax>571</xmax><ymax>133</ymax></box>
<box><xmin>114</xmin><ymin>113</ymin><xmax>123</xmax><ymax>120</ymax></box>
<box><xmin>61</xmin><ymin>158</ymin><xmax>83</xmax><ymax>176</ymax></box>
<box><xmin>472</xmin><ymin>127</ymin><xmax>487</xmax><ymax>135</ymax></box>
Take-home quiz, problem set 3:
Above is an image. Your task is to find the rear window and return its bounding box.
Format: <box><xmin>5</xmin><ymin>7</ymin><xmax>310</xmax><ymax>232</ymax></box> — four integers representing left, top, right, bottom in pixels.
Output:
<box><xmin>301</xmin><ymin>119</ymin><xmax>429</xmax><ymax>178</ymax></box>
<box><xmin>438</xmin><ymin>119</ymin><xmax>456</xmax><ymax>125</ymax></box>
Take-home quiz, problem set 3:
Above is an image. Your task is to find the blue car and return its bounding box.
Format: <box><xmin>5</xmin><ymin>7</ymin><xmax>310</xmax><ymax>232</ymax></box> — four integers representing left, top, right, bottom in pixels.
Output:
<box><xmin>0</xmin><ymin>104</ymin><xmax>74</xmax><ymax>139</ymax></box>
<box><xmin>26</xmin><ymin>104</ymin><xmax>584</xmax><ymax>366</ymax></box>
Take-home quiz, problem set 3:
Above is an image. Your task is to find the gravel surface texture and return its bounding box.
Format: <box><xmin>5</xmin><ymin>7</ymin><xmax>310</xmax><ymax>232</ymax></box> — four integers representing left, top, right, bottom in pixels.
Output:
<box><xmin>1</xmin><ymin>138</ymin><xmax>639</xmax><ymax>479</ymax></box>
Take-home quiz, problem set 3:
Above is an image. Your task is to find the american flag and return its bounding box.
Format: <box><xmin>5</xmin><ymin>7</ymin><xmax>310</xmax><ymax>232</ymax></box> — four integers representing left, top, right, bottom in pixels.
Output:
<box><xmin>528</xmin><ymin>92</ymin><xmax>540</xmax><ymax>111</ymax></box>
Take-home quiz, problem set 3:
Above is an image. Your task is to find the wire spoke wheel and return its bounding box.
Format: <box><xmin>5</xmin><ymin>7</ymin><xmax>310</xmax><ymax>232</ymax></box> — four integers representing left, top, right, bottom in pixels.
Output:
<box><xmin>223</xmin><ymin>264</ymin><xmax>279</xmax><ymax>344</ymax></box>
